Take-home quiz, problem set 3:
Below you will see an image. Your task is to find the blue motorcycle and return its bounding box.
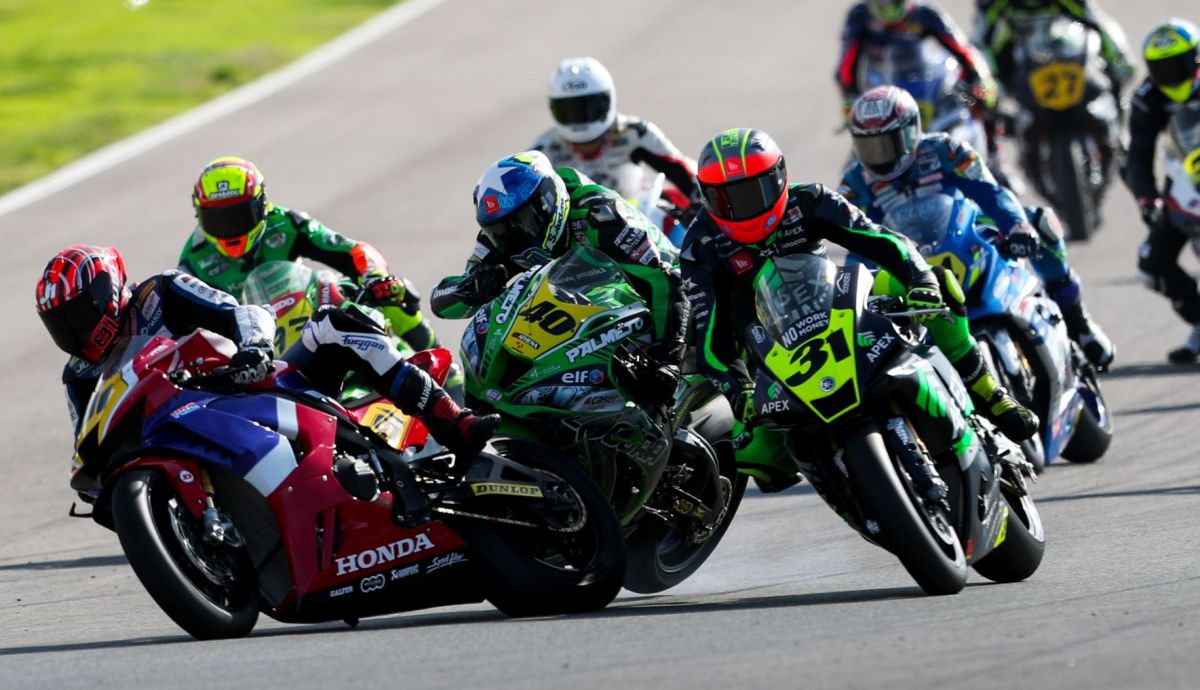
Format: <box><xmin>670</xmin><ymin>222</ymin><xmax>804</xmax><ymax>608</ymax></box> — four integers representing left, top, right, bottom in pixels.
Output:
<box><xmin>856</xmin><ymin>191</ymin><xmax>1112</xmax><ymax>470</ymax></box>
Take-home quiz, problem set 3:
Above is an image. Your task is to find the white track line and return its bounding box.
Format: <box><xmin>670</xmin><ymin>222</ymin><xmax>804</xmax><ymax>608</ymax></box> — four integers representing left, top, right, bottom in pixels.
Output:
<box><xmin>0</xmin><ymin>0</ymin><xmax>447</xmax><ymax>219</ymax></box>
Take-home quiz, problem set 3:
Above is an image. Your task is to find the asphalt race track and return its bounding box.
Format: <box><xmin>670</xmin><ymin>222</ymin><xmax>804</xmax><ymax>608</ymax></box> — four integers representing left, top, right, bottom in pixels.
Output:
<box><xmin>2</xmin><ymin>1</ymin><xmax>1198</xmax><ymax>687</ymax></box>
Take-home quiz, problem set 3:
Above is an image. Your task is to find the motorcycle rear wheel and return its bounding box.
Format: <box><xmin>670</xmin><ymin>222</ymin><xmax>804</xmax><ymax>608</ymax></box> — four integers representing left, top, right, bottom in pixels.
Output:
<box><xmin>111</xmin><ymin>468</ymin><xmax>259</xmax><ymax>640</ymax></box>
<box><xmin>623</xmin><ymin>395</ymin><xmax>747</xmax><ymax>593</ymax></box>
<box><xmin>846</xmin><ymin>423</ymin><xmax>967</xmax><ymax>595</ymax></box>
<box><xmin>463</xmin><ymin>439</ymin><xmax>625</xmax><ymax>617</ymax></box>
<box><xmin>1048</xmin><ymin>135</ymin><xmax>1098</xmax><ymax>242</ymax></box>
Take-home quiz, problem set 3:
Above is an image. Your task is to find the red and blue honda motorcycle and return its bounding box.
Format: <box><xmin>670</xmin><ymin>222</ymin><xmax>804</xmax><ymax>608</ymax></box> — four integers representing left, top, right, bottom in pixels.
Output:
<box><xmin>69</xmin><ymin>330</ymin><xmax>624</xmax><ymax>639</ymax></box>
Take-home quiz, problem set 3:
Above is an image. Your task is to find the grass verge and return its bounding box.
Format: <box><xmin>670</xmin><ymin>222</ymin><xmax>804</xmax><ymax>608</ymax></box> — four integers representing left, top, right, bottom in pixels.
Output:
<box><xmin>0</xmin><ymin>0</ymin><xmax>398</xmax><ymax>194</ymax></box>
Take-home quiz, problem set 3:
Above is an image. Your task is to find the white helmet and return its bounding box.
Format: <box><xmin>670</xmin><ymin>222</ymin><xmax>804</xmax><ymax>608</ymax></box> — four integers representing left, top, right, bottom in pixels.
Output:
<box><xmin>547</xmin><ymin>57</ymin><xmax>616</xmax><ymax>144</ymax></box>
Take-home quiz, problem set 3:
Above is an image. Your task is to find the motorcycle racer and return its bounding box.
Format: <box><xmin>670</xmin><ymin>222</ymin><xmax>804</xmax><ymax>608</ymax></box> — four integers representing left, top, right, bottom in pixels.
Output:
<box><xmin>837</xmin><ymin>1</ymin><xmax>1006</xmax><ymax>172</ymax></box>
<box><xmin>431</xmin><ymin>151</ymin><xmax>690</xmax><ymax>401</ymax></box>
<box><xmin>681</xmin><ymin>128</ymin><xmax>1037</xmax><ymax>491</ymax></box>
<box><xmin>179</xmin><ymin>156</ymin><xmax>453</xmax><ymax>373</ymax></box>
<box><xmin>36</xmin><ymin>245</ymin><xmax>497</xmax><ymax>457</ymax></box>
<box><xmin>973</xmin><ymin>0</ymin><xmax>1133</xmax><ymax>109</ymax></box>
<box><xmin>839</xmin><ymin>86</ymin><xmax>1114</xmax><ymax>369</ymax></box>
<box><xmin>1122</xmin><ymin>19</ymin><xmax>1200</xmax><ymax>363</ymax></box>
<box><xmin>532</xmin><ymin>57</ymin><xmax>699</xmax><ymax>239</ymax></box>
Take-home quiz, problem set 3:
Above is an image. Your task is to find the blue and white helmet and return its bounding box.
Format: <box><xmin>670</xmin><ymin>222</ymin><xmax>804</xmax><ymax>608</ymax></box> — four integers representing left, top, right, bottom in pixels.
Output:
<box><xmin>473</xmin><ymin>151</ymin><xmax>570</xmax><ymax>259</ymax></box>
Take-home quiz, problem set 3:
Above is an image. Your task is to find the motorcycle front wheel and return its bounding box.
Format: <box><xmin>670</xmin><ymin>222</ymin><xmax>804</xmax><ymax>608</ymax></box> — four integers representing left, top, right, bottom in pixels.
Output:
<box><xmin>845</xmin><ymin>422</ymin><xmax>967</xmax><ymax>595</ymax></box>
<box><xmin>111</xmin><ymin>468</ymin><xmax>259</xmax><ymax>640</ymax></box>
<box><xmin>623</xmin><ymin>394</ymin><xmax>747</xmax><ymax>593</ymax></box>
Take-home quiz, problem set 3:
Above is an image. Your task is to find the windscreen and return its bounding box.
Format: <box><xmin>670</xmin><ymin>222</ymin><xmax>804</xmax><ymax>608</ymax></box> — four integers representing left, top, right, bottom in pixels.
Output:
<box><xmin>1018</xmin><ymin>16</ymin><xmax>1088</xmax><ymax>64</ymax></box>
<box><xmin>882</xmin><ymin>193</ymin><xmax>959</xmax><ymax>249</ymax></box>
<box><xmin>1169</xmin><ymin>104</ymin><xmax>1200</xmax><ymax>160</ymax></box>
<box><xmin>753</xmin><ymin>254</ymin><xmax>837</xmax><ymax>348</ymax></box>
<box><xmin>242</xmin><ymin>261</ymin><xmax>314</xmax><ymax>307</ymax></box>
<box><xmin>861</xmin><ymin>39</ymin><xmax>955</xmax><ymax>106</ymax></box>
<box><xmin>545</xmin><ymin>246</ymin><xmax>639</xmax><ymax>308</ymax></box>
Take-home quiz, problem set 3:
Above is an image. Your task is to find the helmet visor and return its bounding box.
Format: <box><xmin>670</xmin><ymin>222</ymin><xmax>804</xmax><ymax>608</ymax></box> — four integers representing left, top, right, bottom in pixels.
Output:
<box><xmin>853</xmin><ymin>125</ymin><xmax>915</xmax><ymax>175</ymax></box>
<box><xmin>479</xmin><ymin>177</ymin><xmax>557</xmax><ymax>254</ymax></box>
<box><xmin>38</xmin><ymin>290</ymin><xmax>107</xmax><ymax>360</ymax></box>
<box><xmin>701</xmin><ymin>159</ymin><xmax>787</xmax><ymax>222</ymax></box>
<box><xmin>1148</xmin><ymin>49</ymin><xmax>1198</xmax><ymax>87</ymax></box>
<box><xmin>549</xmin><ymin>93</ymin><xmax>612</xmax><ymax>126</ymax></box>
<box><xmin>197</xmin><ymin>197</ymin><xmax>266</xmax><ymax>239</ymax></box>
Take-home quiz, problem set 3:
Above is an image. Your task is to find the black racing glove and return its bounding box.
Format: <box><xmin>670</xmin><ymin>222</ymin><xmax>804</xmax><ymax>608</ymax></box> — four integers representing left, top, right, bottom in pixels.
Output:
<box><xmin>465</xmin><ymin>264</ymin><xmax>509</xmax><ymax>302</ymax></box>
<box><xmin>1137</xmin><ymin>196</ymin><xmax>1165</xmax><ymax>230</ymax></box>
<box><xmin>228</xmin><ymin>346</ymin><xmax>273</xmax><ymax>385</ymax></box>
<box><xmin>997</xmin><ymin>225</ymin><xmax>1041</xmax><ymax>259</ymax></box>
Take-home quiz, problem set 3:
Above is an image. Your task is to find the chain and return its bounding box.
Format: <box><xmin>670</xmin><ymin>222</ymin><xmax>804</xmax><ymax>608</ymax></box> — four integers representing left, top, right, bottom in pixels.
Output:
<box><xmin>431</xmin><ymin>505</ymin><xmax>585</xmax><ymax>533</ymax></box>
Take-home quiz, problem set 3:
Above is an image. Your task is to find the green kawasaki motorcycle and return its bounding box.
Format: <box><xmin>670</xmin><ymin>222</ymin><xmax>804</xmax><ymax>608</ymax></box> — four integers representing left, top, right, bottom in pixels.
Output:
<box><xmin>743</xmin><ymin>254</ymin><xmax>1045</xmax><ymax>595</ymax></box>
<box><xmin>460</xmin><ymin>246</ymin><xmax>746</xmax><ymax>592</ymax></box>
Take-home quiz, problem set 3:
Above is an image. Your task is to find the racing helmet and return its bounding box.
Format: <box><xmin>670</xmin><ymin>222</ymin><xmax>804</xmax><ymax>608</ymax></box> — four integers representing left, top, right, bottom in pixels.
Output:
<box><xmin>35</xmin><ymin>245</ymin><xmax>130</xmax><ymax>363</ymax></box>
<box><xmin>849</xmin><ymin>86</ymin><xmax>923</xmax><ymax>180</ymax></box>
<box><xmin>473</xmin><ymin>151</ymin><xmax>570</xmax><ymax>259</ymax></box>
<box><xmin>548</xmin><ymin>57</ymin><xmax>617</xmax><ymax>144</ymax></box>
<box><xmin>696</xmin><ymin>128</ymin><xmax>789</xmax><ymax>244</ymax></box>
<box><xmin>1143</xmin><ymin>19</ymin><xmax>1200</xmax><ymax>103</ymax></box>
<box><xmin>866</xmin><ymin>0</ymin><xmax>908</xmax><ymax>24</ymax></box>
<box><xmin>192</xmin><ymin>156</ymin><xmax>271</xmax><ymax>260</ymax></box>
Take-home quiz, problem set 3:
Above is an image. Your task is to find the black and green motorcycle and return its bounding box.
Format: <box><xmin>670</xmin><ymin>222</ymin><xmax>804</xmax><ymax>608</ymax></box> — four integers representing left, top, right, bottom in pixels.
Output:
<box><xmin>743</xmin><ymin>253</ymin><xmax>1045</xmax><ymax>595</ymax></box>
<box><xmin>460</xmin><ymin>246</ymin><xmax>746</xmax><ymax>593</ymax></box>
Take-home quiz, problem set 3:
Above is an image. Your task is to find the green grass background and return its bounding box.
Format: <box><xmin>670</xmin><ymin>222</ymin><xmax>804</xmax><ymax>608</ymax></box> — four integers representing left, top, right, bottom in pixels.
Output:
<box><xmin>0</xmin><ymin>0</ymin><xmax>397</xmax><ymax>194</ymax></box>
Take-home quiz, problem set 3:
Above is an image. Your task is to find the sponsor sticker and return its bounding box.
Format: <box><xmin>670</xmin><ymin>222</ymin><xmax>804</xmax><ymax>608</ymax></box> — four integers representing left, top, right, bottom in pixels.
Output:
<box><xmin>470</xmin><ymin>482</ymin><xmax>544</xmax><ymax>498</ymax></box>
<box><xmin>820</xmin><ymin>377</ymin><xmax>836</xmax><ymax>393</ymax></box>
<box><xmin>729</xmin><ymin>252</ymin><xmax>755</xmax><ymax>276</ymax></box>
<box><xmin>390</xmin><ymin>564</ymin><xmax>420</xmax><ymax>580</ymax></box>
<box><xmin>426</xmin><ymin>552</ymin><xmax>468</xmax><ymax>572</ymax></box>
<box><xmin>334</xmin><ymin>532</ymin><xmax>436</xmax><ymax>576</ymax></box>
<box><xmin>169</xmin><ymin>402</ymin><xmax>200</xmax><ymax>419</ymax></box>
<box><xmin>565</xmin><ymin>318</ymin><xmax>643</xmax><ymax>362</ymax></box>
<box><xmin>837</xmin><ymin>272</ymin><xmax>852</xmax><ymax>295</ymax></box>
<box><xmin>359</xmin><ymin>573</ymin><xmax>386</xmax><ymax>593</ymax></box>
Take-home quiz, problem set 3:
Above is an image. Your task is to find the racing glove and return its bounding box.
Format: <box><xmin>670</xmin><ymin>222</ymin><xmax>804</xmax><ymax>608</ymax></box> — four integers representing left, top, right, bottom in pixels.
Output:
<box><xmin>968</xmin><ymin>78</ymin><xmax>999</xmax><ymax>112</ymax></box>
<box><xmin>466</xmin><ymin>264</ymin><xmax>509</xmax><ymax>302</ymax></box>
<box><xmin>906</xmin><ymin>283</ymin><xmax>945</xmax><ymax>322</ymax></box>
<box><xmin>361</xmin><ymin>273</ymin><xmax>421</xmax><ymax>315</ymax></box>
<box><xmin>1137</xmin><ymin>196</ymin><xmax>1165</xmax><ymax>230</ymax></box>
<box><xmin>998</xmin><ymin>224</ymin><xmax>1041</xmax><ymax>259</ymax></box>
<box><xmin>229</xmin><ymin>345</ymin><xmax>273</xmax><ymax>385</ymax></box>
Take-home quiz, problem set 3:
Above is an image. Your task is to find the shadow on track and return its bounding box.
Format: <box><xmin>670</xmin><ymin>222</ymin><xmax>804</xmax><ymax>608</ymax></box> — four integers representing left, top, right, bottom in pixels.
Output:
<box><xmin>1102</xmin><ymin>363</ymin><xmax>1200</xmax><ymax>380</ymax></box>
<box><xmin>1114</xmin><ymin>400</ymin><xmax>1200</xmax><ymax>416</ymax></box>
<box><xmin>1037</xmin><ymin>484</ymin><xmax>1200</xmax><ymax>503</ymax></box>
<box><xmin>580</xmin><ymin>585</ymin><xmax>922</xmax><ymax>620</ymax></box>
<box><xmin>0</xmin><ymin>554</ymin><xmax>127</xmax><ymax>572</ymax></box>
<box><xmin>0</xmin><ymin>608</ymin><xmax>507</xmax><ymax>657</ymax></box>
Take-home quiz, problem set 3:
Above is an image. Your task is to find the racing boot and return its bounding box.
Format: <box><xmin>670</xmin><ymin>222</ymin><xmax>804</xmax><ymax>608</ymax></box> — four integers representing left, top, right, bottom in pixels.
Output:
<box><xmin>1167</xmin><ymin>324</ymin><xmax>1200</xmax><ymax>364</ymax></box>
<box><xmin>953</xmin><ymin>348</ymin><xmax>1040</xmax><ymax>442</ymax></box>
<box><xmin>392</xmin><ymin>363</ymin><xmax>499</xmax><ymax>458</ymax></box>
<box><xmin>1058</xmin><ymin>301</ymin><xmax>1115</xmax><ymax>370</ymax></box>
<box><xmin>734</xmin><ymin>422</ymin><xmax>800</xmax><ymax>494</ymax></box>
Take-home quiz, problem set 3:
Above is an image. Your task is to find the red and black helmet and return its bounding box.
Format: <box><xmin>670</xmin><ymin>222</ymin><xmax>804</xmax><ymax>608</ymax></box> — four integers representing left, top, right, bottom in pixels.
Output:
<box><xmin>849</xmin><ymin>85</ymin><xmax>923</xmax><ymax>180</ymax></box>
<box><xmin>697</xmin><ymin>128</ymin><xmax>789</xmax><ymax>244</ymax></box>
<box><xmin>35</xmin><ymin>245</ymin><xmax>130</xmax><ymax>363</ymax></box>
